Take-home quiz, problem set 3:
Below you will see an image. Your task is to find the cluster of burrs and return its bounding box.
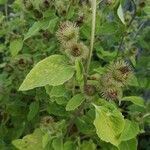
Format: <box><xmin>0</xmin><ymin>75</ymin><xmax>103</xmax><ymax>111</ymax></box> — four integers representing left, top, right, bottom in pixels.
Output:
<box><xmin>99</xmin><ymin>60</ymin><xmax>133</xmax><ymax>101</ymax></box>
<box><xmin>56</xmin><ymin>21</ymin><xmax>89</xmax><ymax>61</ymax></box>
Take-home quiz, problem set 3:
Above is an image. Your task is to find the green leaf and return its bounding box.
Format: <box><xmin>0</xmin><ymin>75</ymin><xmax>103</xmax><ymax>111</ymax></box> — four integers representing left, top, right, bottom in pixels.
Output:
<box><xmin>80</xmin><ymin>23</ymin><xmax>91</xmax><ymax>39</ymax></box>
<box><xmin>94</xmin><ymin>105</ymin><xmax>125</xmax><ymax>146</ymax></box>
<box><xmin>97</xmin><ymin>98</ymin><xmax>117</xmax><ymax>110</ymax></box>
<box><xmin>63</xmin><ymin>141</ymin><xmax>76</xmax><ymax>150</ymax></box>
<box><xmin>47</xmin><ymin>102</ymin><xmax>68</xmax><ymax>117</ymax></box>
<box><xmin>42</xmin><ymin>133</ymin><xmax>51</xmax><ymax>149</ymax></box>
<box><xmin>52</xmin><ymin>137</ymin><xmax>63</xmax><ymax>150</ymax></box>
<box><xmin>9</xmin><ymin>38</ymin><xmax>23</xmax><ymax>57</ymax></box>
<box><xmin>128</xmin><ymin>75</ymin><xmax>139</xmax><ymax>87</ymax></box>
<box><xmin>12</xmin><ymin>128</ymin><xmax>43</xmax><ymax>150</ymax></box>
<box><xmin>80</xmin><ymin>140</ymin><xmax>96</xmax><ymax>150</ymax></box>
<box><xmin>117</xmin><ymin>4</ymin><xmax>125</xmax><ymax>25</ymax></box>
<box><xmin>143</xmin><ymin>1</ymin><xmax>150</xmax><ymax>15</ymax></box>
<box><xmin>41</xmin><ymin>17</ymin><xmax>58</xmax><ymax>33</ymax></box>
<box><xmin>75</xmin><ymin>117</ymin><xmax>95</xmax><ymax>135</ymax></box>
<box><xmin>19</xmin><ymin>55</ymin><xmax>75</xmax><ymax>91</ymax></box>
<box><xmin>66</xmin><ymin>94</ymin><xmax>85</xmax><ymax>111</ymax></box>
<box><xmin>118</xmin><ymin>138</ymin><xmax>137</xmax><ymax>150</ymax></box>
<box><xmin>50</xmin><ymin>85</ymin><xmax>67</xmax><ymax>98</ymax></box>
<box><xmin>121</xmin><ymin>96</ymin><xmax>145</xmax><ymax>107</ymax></box>
<box><xmin>24</xmin><ymin>21</ymin><xmax>41</xmax><ymax>41</ymax></box>
<box><xmin>27</xmin><ymin>101</ymin><xmax>39</xmax><ymax>121</ymax></box>
<box><xmin>96</xmin><ymin>46</ymin><xmax>117</xmax><ymax>61</ymax></box>
<box><xmin>119</xmin><ymin>120</ymin><xmax>139</xmax><ymax>141</ymax></box>
<box><xmin>24</xmin><ymin>18</ymin><xmax>58</xmax><ymax>40</ymax></box>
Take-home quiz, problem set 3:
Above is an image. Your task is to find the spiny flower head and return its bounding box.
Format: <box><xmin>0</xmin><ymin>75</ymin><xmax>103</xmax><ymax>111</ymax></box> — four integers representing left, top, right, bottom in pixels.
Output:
<box><xmin>65</xmin><ymin>42</ymin><xmax>89</xmax><ymax>60</ymax></box>
<box><xmin>56</xmin><ymin>21</ymin><xmax>79</xmax><ymax>47</ymax></box>
<box><xmin>100</xmin><ymin>73</ymin><xmax>123</xmax><ymax>88</ymax></box>
<box><xmin>98</xmin><ymin>74</ymin><xmax>123</xmax><ymax>101</ymax></box>
<box><xmin>100</xmin><ymin>86</ymin><xmax>123</xmax><ymax>101</ymax></box>
<box><xmin>107</xmin><ymin>60</ymin><xmax>133</xmax><ymax>85</ymax></box>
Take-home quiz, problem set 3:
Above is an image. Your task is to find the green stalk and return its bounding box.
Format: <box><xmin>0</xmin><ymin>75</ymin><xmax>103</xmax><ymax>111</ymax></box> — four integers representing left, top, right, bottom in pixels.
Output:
<box><xmin>86</xmin><ymin>0</ymin><xmax>97</xmax><ymax>73</ymax></box>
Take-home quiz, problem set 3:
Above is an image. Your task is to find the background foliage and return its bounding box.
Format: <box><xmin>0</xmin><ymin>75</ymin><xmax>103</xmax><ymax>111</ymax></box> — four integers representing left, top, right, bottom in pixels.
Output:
<box><xmin>0</xmin><ymin>0</ymin><xmax>150</xmax><ymax>149</ymax></box>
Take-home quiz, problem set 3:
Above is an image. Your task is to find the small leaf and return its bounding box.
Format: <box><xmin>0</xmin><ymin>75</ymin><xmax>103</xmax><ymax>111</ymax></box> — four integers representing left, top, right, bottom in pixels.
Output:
<box><xmin>63</xmin><ymin>141</ymin><xmax>76</xmax><ymax>150</ymax></box>
<box><xmin>9</xmin><ymin>38</ymin><xmax>23</xmax><ymax>57</ymax></box>
<box><xmin>52</xmin><ymin>137</ymin><xmax>63</xmax><ymax>150</ymax></box>
<box><xmin>119</xmin><ymin>119</ymin><xmax>139</xmax><ymax>141</ymax></box>
<box><xmin>117</xmin><ymin>4</ymin><xmax>125</xmax><ymax>25</ymax></box>
<box><xmin>80</xmin><ymin>23</ymin><xmax>91</xmax><ymax>39</ymax></box>
<box><xmin>24</xmin><ymin>21</ymin><xmax>41</xmax><ymax>41</ymax></box>
<box><xmin>42</xmin><ymin>133</ymin><xmax>51</xmax><ymax>149</ymax></box>
<box><xmin>128</xmin><ymin>75</ymin><xmax>139</xmax><ymax>87</ymax></box>
<box><xmin>12</xmin><ymin>128</ymin><xmax>43</xmax><ymax>150</ymax></box>
<box><xmin>19</xmin><ymin>55</ymin><xmax>75</xmax><ymax>91</ymax></box>
<box><xmin>118</xmin><ymin>138</ymin><xmax>137</xmax><ymax>150</ymax></box>
<box><xmin>24</xmin><ymin>18</ymin><xmax>58</xmax><ymax>40</ymax></box>
<box><xmin>27</xmin><ymin>101</ymin><xmax>39</xmax><ymax>121</ymax></box>
<box><xmin>94</xmin><ymin>105</ymin><xmax>125</xmax><ymax>146</ymax></box>
<box><xmin>50</xmin><ymin>85</ymin><xmax>67</xmax><ymax>98</ymax></box>
<box><xmin>47</xmin><ymin>102</ymin><xmax>68</xmax><ymax>117</ymax></box>
<box><xmin>80</xmin><ymin>140</ymin><xmax>96</xmax><ymax>150</ymax></box>
<box><xmin>66</xmin><ymin>94</ymin><xmax>85</xmax><ymax>111</ymax></box>
<box><xmin>121</xmin><ymin>96</ymin><xmax>145</xmax><ymax>107</ymax></box>
<box><xmin>96</xmin><ymin>46</ymin><xmax>117</xmax><ymax>61</ymax></box>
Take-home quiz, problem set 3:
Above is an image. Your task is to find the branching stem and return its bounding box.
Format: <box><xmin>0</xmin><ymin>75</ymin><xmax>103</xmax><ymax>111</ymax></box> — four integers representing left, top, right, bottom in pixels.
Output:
<box><xmin>116</xmin><ymin>0</ymin><xmax>137</xmax><ymax>56</ymax></box>
<box><xmin>66</xmin><ymin>0</ymin><xmax>97</xmax><ymax>136</ymax></box>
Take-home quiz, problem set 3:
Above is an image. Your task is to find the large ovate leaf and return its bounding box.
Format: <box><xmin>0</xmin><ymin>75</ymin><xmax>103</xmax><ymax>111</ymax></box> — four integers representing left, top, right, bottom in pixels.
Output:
<box><xmin>94</xmin><ymin>105</ymin><xmax>125</xmax><ymax>146</ymax></box>
<box><xmin>19</xmin><ymin>55</ymin><xmax>75</xmax><ymax>91</ymax></box>
<box><xmin>12</xmin><ymin>128</ymin><xmax>43</xmax><ymax>150</ymax></box>
<box><xmin>121</xmin><ymin>96</ymin><xmax>145</xmax><ymax>107</ymax></box>
<box><xmin>119</xmin><ymin>119</ymin><xmax>139</xmax><ymax>141</ymax></box>
<box><xmin>66</xmin><ymin>94</ymin><xmax>85</xmax><ymax>111</ymax></box>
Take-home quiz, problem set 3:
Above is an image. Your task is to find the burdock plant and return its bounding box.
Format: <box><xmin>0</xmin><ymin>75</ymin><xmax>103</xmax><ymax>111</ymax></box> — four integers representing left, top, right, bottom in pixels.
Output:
<box><xmin>17</xmin><ymin>0</ymin><xmax>146</xmax><ymax>149</ymax></box>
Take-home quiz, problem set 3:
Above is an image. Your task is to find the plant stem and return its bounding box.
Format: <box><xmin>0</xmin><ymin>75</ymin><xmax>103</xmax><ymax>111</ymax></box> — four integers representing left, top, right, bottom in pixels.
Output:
<box><xmin>86</xmin><ymin>0</ymin><xmax>97</xmax><ymax>74</ymax></box>
<box><xmin>116</xmin><ymin>0</ymin><xmax>137</xmax><ymax>57</ymax></box>
<box><xmin>66</xmin><ymin>103</ymin><xmax>84</xmax><ymax>137</ymax></box>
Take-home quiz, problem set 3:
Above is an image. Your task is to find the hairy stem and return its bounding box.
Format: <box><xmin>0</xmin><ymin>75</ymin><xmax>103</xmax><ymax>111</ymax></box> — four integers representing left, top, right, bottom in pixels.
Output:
<box><xmin>66</xmin><ymin>103</ymin><xmax>84</xmax><ymax>137</ymax></box>
<box><xmin>86</xmin><ymin>0</ymin><xmax>97</xmax><ymax>74</ymax></box>
<box><xmin>66</xmin><ymin>0</ymin><xmax>97</xmax><ymax>136</ymax></box>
